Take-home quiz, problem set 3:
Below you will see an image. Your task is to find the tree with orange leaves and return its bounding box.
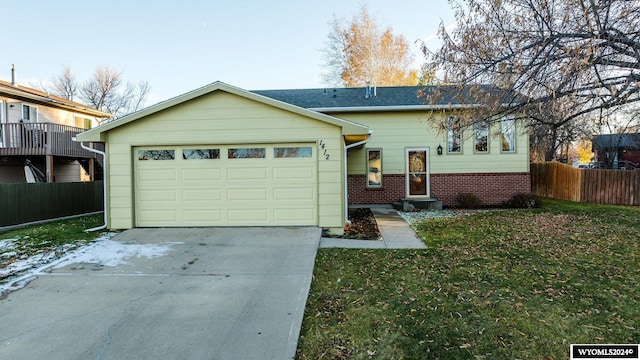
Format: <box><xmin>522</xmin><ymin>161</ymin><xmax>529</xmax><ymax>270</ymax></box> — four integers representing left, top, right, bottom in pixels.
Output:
<box><xmin>322</xmin><ymin>5</ymin><xmax>418</xmax><ymax>87</ymax></box>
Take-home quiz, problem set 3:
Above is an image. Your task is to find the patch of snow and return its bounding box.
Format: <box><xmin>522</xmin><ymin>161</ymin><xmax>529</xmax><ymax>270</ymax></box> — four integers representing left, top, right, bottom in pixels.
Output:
<box><xmin>0</xmin><ymin>239</ymin><xmax>17</xmax><ymax>251</ymax></box>
<box><xmin>1</xmin><ymin>251</ymin><xmax>17</xmax><ymax>259</ymax></box>
<box><xmin>52</xmin><ymin>238</ymin><xmax>180</xmax><ymax>269</ymax></box>
<box><xmin>1</xmin><ymin>233</ymin><xmax>181</xmax><ymax>297</ymax></box>
<box><xmin>0</xmin><ymin>252</ymin><xmax>59</xmax><ymax>278</ymax></box>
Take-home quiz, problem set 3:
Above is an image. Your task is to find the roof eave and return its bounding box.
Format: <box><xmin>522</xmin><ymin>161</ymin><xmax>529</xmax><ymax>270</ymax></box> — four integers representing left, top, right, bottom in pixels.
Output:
<box><xmin>311</xmin><ymin>104</ymin><xmax>484</xmax><ymax>113</ymax></box>
<box><xmin>0</xmin><ymin>86</ymin><xmax>111</xmax><ymax>118</ymax></box>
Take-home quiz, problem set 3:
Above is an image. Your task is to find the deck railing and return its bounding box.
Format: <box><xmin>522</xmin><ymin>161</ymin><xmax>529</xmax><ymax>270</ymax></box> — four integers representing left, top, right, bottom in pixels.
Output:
<box><xmin>0</xmin><ymin>122</ymin><xmax>94</xmax><ymax>158</ymax></box>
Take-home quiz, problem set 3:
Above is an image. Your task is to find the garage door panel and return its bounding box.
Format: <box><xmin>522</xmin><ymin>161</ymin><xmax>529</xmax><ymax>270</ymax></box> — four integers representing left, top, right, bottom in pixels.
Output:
<box><xmin>137</xmin><ymin>168</ymin><xmax>177</xmax><ymax>181</ymax></box>
<box><xmin>227</xmin><ymin>188</ymin><xmax>268</xmax><ymax>201</ymax></box>
<box><xmin>182</xmin><ymin>168</ymin><xmax>221</xmax><ymax>181</ymax></box>
<box><xmin>135</xmin><ymin>144</ymin><xmax>317</xmax><ymax>227</ymax></box>
<box><xmin>228</xmin><ymin>209</ymin><xmax>268</xmax><ymax>222</ymax></box>
<box><xmin>273</xmin><ymin>208</ymin><xmax>315</xmax><ymax>222</ymax></box>
<box><xmin>273</xmin><ymin>187</ymin><xmax>315</xmax><ymax>200</ymax></box>
<box><xmin>273</xmin><ymin>166</ymin><xmax>315</xmax><ymax>180</ymax></box>
<box><xmin>182</xmin><ymin>189</ymin><xmax>222</xmax><ymax>201</ymax></box>
<box><xmin>183</xmin><ymin>210</ymin><xmax>223</xmax><ymax>222</ymax></box>
<box><xmin>227</xmin><ymin>167</ymin><xmax>267</xmax><ymax>181</ymax></box>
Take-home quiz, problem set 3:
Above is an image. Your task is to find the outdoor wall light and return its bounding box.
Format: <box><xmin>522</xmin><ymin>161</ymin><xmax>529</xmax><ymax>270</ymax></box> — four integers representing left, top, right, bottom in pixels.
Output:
<box><xmin>437</xmin><ymin>144</ymin><xmax>443</xmax><ymax>155</ymax></box>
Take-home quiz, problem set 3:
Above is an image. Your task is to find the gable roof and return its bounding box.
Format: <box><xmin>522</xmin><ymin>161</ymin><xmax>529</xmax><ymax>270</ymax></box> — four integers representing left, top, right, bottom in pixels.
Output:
<box><xmin>76</xmin><ymin>81</ymin><xmax>370</xmax><ymax>142</ymax></box>
<box><xmin>0</xmin><ymin>80</ymin><xmax>111</xmax><ymax>118</ymax></box>
<box><xmin>253</xmin><ymin>85</ymin><xmax>502</xmax><ymax>112</ymax></box>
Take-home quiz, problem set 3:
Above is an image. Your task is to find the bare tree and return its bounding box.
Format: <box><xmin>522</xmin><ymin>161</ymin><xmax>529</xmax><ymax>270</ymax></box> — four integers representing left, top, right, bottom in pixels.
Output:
<box><xmin>322</xmin><ymin>5</ymin><xmax>418</xmax><ymax>87</ymax></box>
<box><xmin>423</xmin><ymin>0</ymin><xmax>640</xmax><ymax>159</ymax></box>
<box><xmin>36</xmin><ymin>65</ymin><xmax>150</xmax><ymax>121</ymax></box>
<box><xmin>80</xmin><ymin>65</ymin><xmax>150</xmax><ymax>119</ymax></box>
<box><xmin>50</xmin><ymin>65</ymin><xmax>77</xmax><ymax>100</ymax></box>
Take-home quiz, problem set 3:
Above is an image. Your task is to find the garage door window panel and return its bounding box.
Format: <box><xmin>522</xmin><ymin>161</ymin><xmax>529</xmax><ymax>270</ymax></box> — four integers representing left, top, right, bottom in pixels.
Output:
<box><xmin>183</xmin><ymin>149</ymin><xmax>220</xmax><ymax>159</ymax></box>
<box><xmin>138</xmin><ymin>150</ymin><xmax>175</xmax><ymax>160</ymax></box>
<box><xmin>228</xmin><ymin>148</ymin><xmax>265</xmax><ymax>159</ymax></box>
<box><xmin>274</xmin><ymin>147</ymin><xmax>312</xmax><ymax>158</ymax></box>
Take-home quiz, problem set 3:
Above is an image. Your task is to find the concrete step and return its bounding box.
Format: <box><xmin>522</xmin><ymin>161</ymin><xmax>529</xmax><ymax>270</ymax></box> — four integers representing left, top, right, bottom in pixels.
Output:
<box><xmin>393</xmin><ymin>198</ymin><xmax>442</xmax><ymax>211</ymax></box>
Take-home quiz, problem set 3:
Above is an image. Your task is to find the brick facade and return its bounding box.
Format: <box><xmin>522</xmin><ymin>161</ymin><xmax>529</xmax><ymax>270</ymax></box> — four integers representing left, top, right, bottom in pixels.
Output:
<box><xmin>348</xmin><ymin>172</ymin><xmax>531</xmax><ymax>207</ymax></box>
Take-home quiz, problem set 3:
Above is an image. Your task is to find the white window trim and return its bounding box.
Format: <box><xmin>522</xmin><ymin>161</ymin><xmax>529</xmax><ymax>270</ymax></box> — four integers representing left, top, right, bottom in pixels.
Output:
<box><xmin>0</xmin><ymin>100</ymin><xmax>5</xmax><ymax>123</ymax></box>
<box><xmin>474</xmin><ymin>120</ymin><xmax>489</xmax><ymax>153</ymax></box>
<box><xmin>21</xmin><ymin>103</ymin><xmax>38</xmax><ymax>122</ymax></box>
<box><xmin>447</xmin><ymin>116</ymin><xmax>462</xmax><ymax>154</ymax></box>
<box><xmin>501</xmin><ymin>116</ymin><xmax>516</xmax><ymax>153</ymax></box>
<box><xmin>366</xmin><ymin>148</ymin><xmax>383</xmax><ymax>188</ymax></box>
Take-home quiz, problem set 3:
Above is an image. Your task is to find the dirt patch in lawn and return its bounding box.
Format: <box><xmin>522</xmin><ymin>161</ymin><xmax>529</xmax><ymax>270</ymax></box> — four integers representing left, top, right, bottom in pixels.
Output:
<box><xmin>339</xmin><ymin>208</ymin><xmax>382</xmax><ymax>240</ymax></box>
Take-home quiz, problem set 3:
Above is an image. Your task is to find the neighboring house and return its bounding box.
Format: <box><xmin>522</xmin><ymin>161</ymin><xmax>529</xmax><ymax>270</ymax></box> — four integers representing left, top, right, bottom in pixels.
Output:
<box><xmin>0</xmin><ymin>69</ymin><xmax>111</xmax><ymax>183</ymax></box>
<box><xmin>592</xmin><ymin>133</ymin><xmax>640</xmax><ymax>169</ymax></box>
<box><xmin>77</xmin><ymin>82</ymin><xmax>530</xmax><ymax>234</ymax></box>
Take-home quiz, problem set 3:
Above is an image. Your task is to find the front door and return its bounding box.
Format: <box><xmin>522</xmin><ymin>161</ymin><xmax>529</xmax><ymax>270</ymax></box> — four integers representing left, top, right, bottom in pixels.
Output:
<box><xmin>406</xmin><ymin>148</ymin><xmax>430</xmax><ymax>197</ymax></box>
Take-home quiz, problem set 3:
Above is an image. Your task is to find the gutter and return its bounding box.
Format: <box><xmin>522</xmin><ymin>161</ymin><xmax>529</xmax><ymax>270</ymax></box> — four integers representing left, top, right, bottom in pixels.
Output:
<box><xmin>343</xmin><ymin>131</ymin><xmax>372</xmax><ymax>224</ymax></box>
<box><xmin>74</xmin><ymin>138</ymin><xmax>108</xmax><ymax>232</ymax></box>
<box><xmin>0</xmin><ymin>86</ymin><xmax>111</xmax><ymax>117</ymax></box>
<box><xmin>311</xmin><ymin>104</ymin><xmax>483</xmax><ymax>113</ymax></box>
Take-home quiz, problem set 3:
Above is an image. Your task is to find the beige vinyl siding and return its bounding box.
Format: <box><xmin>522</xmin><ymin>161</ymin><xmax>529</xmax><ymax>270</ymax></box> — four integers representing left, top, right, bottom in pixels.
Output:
<box><xmin>4</xmin><ymin>100</ymin><xmax>99</xmax><ymax>128</ymax></box>
<box><xmin>339</xmin><ymin>111</ymin><xmax>529</xmax><ymax>175</ymax></box>
<box><xmin>105</xmin><ymin>91</ymin><xmax>344</xmax><ymax>230</ymax></box>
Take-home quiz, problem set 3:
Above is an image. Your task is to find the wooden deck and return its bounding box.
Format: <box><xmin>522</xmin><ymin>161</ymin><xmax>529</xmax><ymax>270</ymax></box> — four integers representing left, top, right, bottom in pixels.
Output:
<box><xmin>0</xmin><ymin>122</ymin><xmax>95</xmax><ymax>158</ymax></box>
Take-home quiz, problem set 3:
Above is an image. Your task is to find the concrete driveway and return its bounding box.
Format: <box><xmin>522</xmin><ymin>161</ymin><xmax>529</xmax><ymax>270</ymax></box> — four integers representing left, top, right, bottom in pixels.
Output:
<box><xmin>0</xmin><ymin>227</ymin><xmax>320</xmax><ymax>360</ymax></box>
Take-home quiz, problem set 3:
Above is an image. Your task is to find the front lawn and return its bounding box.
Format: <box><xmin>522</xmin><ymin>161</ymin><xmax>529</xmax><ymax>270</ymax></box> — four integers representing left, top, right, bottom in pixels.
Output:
<box><xmin>297</xmin><ymin>199</ymin><xmax>639</xmax><ymax>359</ymax></box>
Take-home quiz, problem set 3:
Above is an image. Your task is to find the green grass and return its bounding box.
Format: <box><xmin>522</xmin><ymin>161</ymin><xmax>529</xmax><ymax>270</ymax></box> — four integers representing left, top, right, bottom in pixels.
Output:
<box><xmin>297</xmin><ymin>199</ymin><xmax>639</xmax><ymax>359</ymax></box>
<box><xmin>1</xmin><ymin>215</ymin><xmax>106</xmax><ymax>281</ymax></box>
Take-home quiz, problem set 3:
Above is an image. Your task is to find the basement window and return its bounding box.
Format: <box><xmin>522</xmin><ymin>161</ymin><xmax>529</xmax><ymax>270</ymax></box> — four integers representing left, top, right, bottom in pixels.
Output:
<box><xmin>367</xmin><ymin>149</ymin><xmax>382</xmax><ymax>188</ymax></box>
<box><xmin>138</xmin><ymin>150</ymin><xmax>175</xmax><ymax>160</ymax></box>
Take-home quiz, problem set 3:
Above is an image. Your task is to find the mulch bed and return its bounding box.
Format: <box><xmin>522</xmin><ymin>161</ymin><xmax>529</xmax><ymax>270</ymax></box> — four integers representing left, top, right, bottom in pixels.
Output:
<box><xmin>340</xmin><ymin>208</ymin><xmax>382</xmax><ymax>240</ymax></box>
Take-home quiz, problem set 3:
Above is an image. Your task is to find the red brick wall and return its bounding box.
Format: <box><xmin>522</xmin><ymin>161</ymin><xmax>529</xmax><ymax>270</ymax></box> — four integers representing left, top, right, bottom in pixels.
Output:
<box><xmin>348</xmin><ymin>174</ymin><xmax>405</xmax><ymax>204</ymax></box>
<box><xmin>348</xmin><ymin>172</ymin><xmax>531</xmax><ymax>207</ymax></box>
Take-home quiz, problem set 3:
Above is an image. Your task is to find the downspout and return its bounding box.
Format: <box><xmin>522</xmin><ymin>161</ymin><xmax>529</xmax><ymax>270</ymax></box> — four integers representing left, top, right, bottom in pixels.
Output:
<box><xmin>343</xmin><ymin>131</ymin><xmax>372</xmax><ymax>224</ymax></box>
<box><xmin>75</xmin><ymin>138</ymin><xmax>107</xmax><ymax>232</ymax></box>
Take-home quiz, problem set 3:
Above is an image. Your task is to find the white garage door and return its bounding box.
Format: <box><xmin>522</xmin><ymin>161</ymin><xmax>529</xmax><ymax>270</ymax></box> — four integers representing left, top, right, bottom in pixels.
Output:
<box><xmin>134</xmin><ymin>144</ymin><xmax>317</xmax><ymax>227</ymax></box>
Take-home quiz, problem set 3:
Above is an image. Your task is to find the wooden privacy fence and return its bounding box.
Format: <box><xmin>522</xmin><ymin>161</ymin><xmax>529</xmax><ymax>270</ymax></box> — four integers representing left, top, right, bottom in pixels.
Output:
<box><xmin>0</xmin><ymin>181</ymin><xmax>103</xmax><ymax>227</ymax></box>
<box><xmin>531</xmin><ymin>162</ymin><xmax>639</xmax><ymax>206</ymax></box>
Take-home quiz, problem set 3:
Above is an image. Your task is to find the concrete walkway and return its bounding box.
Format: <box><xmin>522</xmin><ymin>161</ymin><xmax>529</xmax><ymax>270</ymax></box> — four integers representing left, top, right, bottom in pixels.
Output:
<box><xmin>320</xmin><ymin>206</ymin><xmax>425</xmax><ymax>249</ymax></box>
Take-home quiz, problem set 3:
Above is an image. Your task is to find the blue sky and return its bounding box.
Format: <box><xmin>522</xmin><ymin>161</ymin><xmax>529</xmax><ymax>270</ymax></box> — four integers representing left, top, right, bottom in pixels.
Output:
<box><xmin>2</xmin><ymin>0</ymin><xmax>454</xmax><ymax>104</ymax></box>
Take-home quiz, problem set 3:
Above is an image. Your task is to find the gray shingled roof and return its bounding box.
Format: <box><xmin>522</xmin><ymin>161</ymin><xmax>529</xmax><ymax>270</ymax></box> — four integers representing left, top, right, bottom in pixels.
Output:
<box><xmin>593</xmin><ymin>133</ymin><xmax>640</xmax><ymax>150</ymax></box>
<box><xmin>253</xmin><ymin>85</ymin><xmax>502</xmax><ymax>111</ymax></box>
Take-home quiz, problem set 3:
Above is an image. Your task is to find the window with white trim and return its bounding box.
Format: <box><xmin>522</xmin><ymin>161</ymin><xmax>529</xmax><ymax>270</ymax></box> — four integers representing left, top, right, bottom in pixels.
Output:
<box><xmin>366</xmin><ymin>149</ymin><xmax>382</xmax><ymax>188</ymax></box>
<box><xmin>501</xmin><ymin>117</ymin><xmax>516</xmax><ymax>152</ymax></box>
<box><xmin>22</xmin><ymin>104</ymin><xmax>37</xmax><ymax>122</ymax></box>
<box><xmin>447</xmin><ymin>116</ymin><xmax>462</xmax><ymax>153</ymax></box>
<box><xmin>474</xmin><ymin>120</ymin><xmax>489</xmax><ymax>153</ymax></box>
